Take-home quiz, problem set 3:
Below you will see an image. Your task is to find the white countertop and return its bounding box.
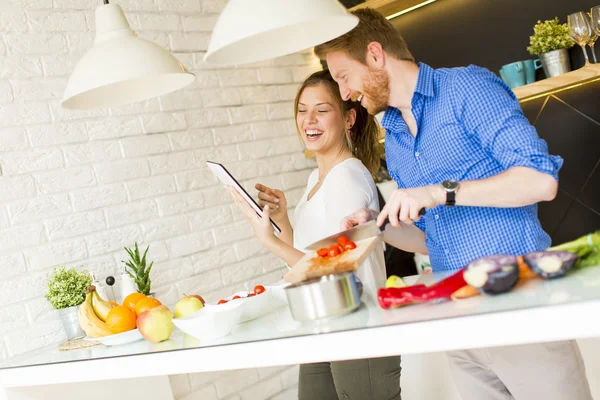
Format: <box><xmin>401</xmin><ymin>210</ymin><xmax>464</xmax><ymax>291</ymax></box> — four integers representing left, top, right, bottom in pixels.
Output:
<box><xmin>1</xmin><ymin>266</ymin><xmax>600</xmax><ymax>388</ymax></box>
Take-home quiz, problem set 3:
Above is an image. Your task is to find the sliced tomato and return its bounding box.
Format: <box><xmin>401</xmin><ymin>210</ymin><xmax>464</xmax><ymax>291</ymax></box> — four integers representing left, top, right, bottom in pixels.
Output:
<box><xmin>317</xmin><ymin>248</ymin><xmax>329</xmax><ymax>258</ymax></box>
<box><xmin>337</xmin><ymin>236</ymin><xmax>350</xmax><ymax>246</ymax></box>
<box><xmin>328</xmin><ymin>244</ymin><xmax>341</xmax><ymax>257</ymax></box>
<box><xmin>254</xmin><ymin>285</ymin><xmax>266</xmax><ymax>295</ymax></box>
<box><xmin>232</xmin><ymin>295</ymin><xmax>241</xmax><ymax>300</ymax></box>
<box><xmin>218</xmin><ymin>299</ymin><xmax>227</xmax><ymax>304</ymax></box>
<box><xmin>343</xmin><ymin>241</ymin><xmax>357</xmax><ymax>250</ymax></box>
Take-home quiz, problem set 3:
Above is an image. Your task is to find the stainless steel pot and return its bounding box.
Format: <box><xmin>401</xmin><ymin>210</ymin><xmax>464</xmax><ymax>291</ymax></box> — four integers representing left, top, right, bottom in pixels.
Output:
<box><xmin>284</xmin><ymin>272</ymin><xmax>362</xmax><ymax>323</ymax></box>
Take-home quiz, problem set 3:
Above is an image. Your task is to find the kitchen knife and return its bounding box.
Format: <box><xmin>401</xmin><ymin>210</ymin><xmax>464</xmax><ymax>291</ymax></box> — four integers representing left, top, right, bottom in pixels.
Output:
<box><xmin>304</xmin><ymin>208</ymin><xmax>426</xmax><ymax>251</ymax></box>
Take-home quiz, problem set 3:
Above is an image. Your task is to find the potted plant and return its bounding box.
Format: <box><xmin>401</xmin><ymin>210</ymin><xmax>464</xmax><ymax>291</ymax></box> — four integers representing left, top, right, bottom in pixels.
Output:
<box><xmin>122</xmin><ymin>242</ymin><xmax>154</xmax><ymax>296</ymax></box>
<box><xmin>527</xmin><ymin>17</ymin><xmax>575</xmax><ymax>78</ymax></box>
<box><xmin>45</xmin><ymin>266</ymin><xmax>92</xmax><ymax>339</ymax></box>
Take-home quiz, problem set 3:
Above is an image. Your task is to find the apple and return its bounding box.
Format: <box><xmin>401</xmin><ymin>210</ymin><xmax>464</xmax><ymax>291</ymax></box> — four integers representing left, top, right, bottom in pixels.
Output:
<box><xmin>137</xmin><ymin>305</ymin><xmax>174</xmax><ymax>343</ymax></box>
<box><xmin>174</xmin><ymin>296</ymin><xmax>204</xmax><ymax>319</ymax></box>
<box><xmin>187</xmin><ymin>294</ymin><xmax>205</xmax><ymax>306</ymax></box>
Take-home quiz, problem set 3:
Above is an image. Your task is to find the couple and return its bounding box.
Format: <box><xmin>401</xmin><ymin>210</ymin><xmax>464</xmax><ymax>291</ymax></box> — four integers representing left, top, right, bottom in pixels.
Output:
<box><xmin>227</xmin><ymin>8</ymin><xmax>593</xmax><ymax>400</ymax></box>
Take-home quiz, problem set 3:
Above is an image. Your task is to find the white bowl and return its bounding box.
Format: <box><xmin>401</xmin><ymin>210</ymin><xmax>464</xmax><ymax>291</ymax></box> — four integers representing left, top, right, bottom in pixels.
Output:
<box><xmin>83</xmin><ymin>328</ymin><xmax>144</xmax><ymax>346</ymax></box>
<box><xmin>172</xmin><ymin>300</ymin><xmax>243</xmax><ymax>340</ymax></box>
<box><xmin>227</xmin><ymin>289</ymin><xmax>271</xmax><ymax>323</ymax></box>
<box><xmin>227</xmin><ymin>284</ymin><xmax>289</xmax><ymax>323</ymax></box>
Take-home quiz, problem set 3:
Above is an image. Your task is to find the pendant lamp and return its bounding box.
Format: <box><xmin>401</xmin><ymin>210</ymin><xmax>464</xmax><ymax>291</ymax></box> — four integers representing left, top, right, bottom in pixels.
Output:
<box><xmin>61</xmin><ymin>0</ymin><xmax>196</xmax><ymax>110</ymax></box>
<box><xmin>203</xmin><ymin>0</ymin><xmax>358</xmax><ymax>66</ymax></box>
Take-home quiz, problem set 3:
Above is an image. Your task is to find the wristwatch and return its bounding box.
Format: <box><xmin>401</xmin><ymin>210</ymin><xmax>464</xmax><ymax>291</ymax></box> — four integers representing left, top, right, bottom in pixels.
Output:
<box><xmin>441</xmin><ymin>180</ymin><xmax>460</xmax><ymax>207</ymax></box>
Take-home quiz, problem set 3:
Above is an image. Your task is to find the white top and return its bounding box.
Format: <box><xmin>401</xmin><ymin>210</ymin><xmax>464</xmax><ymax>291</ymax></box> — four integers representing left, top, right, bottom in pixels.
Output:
<box><xmin>292</xmin><ymin>158</ymin><xmax>387</xmax><ymax>296</ymax></box>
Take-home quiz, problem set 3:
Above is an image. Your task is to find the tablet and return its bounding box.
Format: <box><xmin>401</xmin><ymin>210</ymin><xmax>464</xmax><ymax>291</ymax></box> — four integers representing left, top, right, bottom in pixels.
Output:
<box><xmin>206</xmin><ymin>161</ymin><xmax>282</xmax><ymax>234</ymax></box>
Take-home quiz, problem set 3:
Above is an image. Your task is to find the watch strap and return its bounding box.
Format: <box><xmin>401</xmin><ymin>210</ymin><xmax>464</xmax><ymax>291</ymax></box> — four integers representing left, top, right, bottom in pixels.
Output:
<box><xmin>446</xmin><ymin>191</ymin><xmax>456</xmax><ymax>207</ymax></box>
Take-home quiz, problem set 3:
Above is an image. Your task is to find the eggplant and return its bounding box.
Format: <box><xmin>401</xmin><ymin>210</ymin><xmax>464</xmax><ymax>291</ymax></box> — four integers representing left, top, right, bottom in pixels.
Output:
<box><xmin>463</xmin><ymin>255</ymin><xmax>519</xmax><ymax>295</ymax></box>
<box><xmin>523</xmin><ymin>251</ymin><xmax>578</xmax><ymax>279</ymax></box>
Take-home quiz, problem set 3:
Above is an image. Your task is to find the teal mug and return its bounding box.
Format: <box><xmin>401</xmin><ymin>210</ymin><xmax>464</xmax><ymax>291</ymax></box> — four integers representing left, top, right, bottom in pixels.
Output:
<box><xmin>499</xmin><ymin>59</ymin><xmax>542</xmax><ymax>89</ymax></box>
<box><xmin>523</xmin><ymin>59</ymin><xmax>543</xmax><ymax>84</ymax></box>
<box><xmin>499</xmin><ymin>61</ymin><xmax>526</xmax><ymax>89</ymax></box>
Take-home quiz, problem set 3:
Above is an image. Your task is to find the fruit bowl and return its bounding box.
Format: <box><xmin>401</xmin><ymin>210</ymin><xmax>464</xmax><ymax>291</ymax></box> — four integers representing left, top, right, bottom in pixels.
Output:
<box><xmin>172</xmin><ymin>300</ymin><xmax>243</xmax><ymax>340</ymax></box>
<box><xmin>227</xmin><ymin>283</ymin><xmax>289</xmax><ymax>323</ymax></box>
<box><xmin>83</xmin><ymin>328</ymin><xmax>144</xmax><ymax>346</ymax></box>
<box><xmin>227</xmin><ymin>290</ymin><xmax>270</xmax><ymax>323</ymax></box>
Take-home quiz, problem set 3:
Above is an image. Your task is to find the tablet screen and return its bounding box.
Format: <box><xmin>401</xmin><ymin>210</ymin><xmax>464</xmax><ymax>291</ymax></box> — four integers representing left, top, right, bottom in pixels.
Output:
<box><xmin>206</xmin><ymin>161</ymin><xmax>282</xmax><ymax>234</ymax></box>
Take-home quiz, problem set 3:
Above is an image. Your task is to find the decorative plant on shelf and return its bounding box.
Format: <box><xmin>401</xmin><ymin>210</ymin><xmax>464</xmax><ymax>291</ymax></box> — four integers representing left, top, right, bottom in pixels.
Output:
<box><xmin>527</xmin><ymin>17</ymin><xmax>574</xmax><ymax>77</ymax></box>
<box><xmin>122</xmin><ymin>242</ymin><xmax>154</xmax><ymax>295</ymax></box>
<box><xmin>527</xmin><ymin>17</ymin><xmax>574</xmax><ymax>56</ymax></box>
<box><xmin>45</xmin><ymin>266</ymin><xmax>92</xmax><ymax>310</ymax></box>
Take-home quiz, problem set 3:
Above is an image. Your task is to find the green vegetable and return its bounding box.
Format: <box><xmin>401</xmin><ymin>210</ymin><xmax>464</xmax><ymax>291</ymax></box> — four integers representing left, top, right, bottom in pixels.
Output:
<box><xmin>45</xmin><ymin>266</ymin><xmax>93</xmax><ymax>310</ymax></box>
<box><xmin>122</xmin><ymin>242</ymin><xmax>154</xmax><ymax>295</ymax></box>
<box><xmin>549</xmin><ymin>231</ymin><xmax>600</xmax><ymax>269</ymax></box>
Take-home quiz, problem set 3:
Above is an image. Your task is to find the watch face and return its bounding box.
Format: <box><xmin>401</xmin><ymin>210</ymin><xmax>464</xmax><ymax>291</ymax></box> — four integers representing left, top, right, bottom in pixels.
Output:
<box><xmin>442</xmin><ymin>180</ymin><xmax>459</xmax><ymax>190</ymax></box>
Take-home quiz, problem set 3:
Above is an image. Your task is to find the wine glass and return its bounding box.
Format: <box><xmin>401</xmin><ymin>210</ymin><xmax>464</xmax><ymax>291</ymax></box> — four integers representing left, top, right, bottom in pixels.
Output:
<box><xmin>591</xmin><ymin>6</ymin><xmax>600</xmax><ymax>60</ymax></box>
<box><xmin>585</xmin><ymin>12</ymin><xmax>598</xmax><ymax>63</ymax></box>
<box><xmin>569</xmin><ymin>11</ymin><xmax>592</xmax><ymax>66</ymax></box>
<box><xmin>591</xmin><ymin>6</ymin><xmax>600</xmax><ymax>34</ymax></box>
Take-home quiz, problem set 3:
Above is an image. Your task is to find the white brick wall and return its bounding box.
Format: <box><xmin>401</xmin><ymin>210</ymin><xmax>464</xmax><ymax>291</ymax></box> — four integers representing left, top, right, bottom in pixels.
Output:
<box><xmin>170</xmin><ymin>364</ymin><xmax>300</xmax><ymax>400</ymax></box>
<box><xmin>0</xmin><ymin>1</ymin><xmax>320</xmax><ymax>398</ymax></box>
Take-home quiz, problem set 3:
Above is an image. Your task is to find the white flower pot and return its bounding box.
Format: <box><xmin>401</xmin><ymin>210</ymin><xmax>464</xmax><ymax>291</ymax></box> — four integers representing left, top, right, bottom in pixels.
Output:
<box><xmin>58</xmin><ymin>305</ymin><xmax>85</xmax><ymax>340</ymax></box>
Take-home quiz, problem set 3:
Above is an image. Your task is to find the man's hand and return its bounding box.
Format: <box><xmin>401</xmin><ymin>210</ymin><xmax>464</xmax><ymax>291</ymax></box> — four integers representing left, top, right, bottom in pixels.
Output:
<box><xmin>340</xmin><ymin>208</ymin><xmax>379</xmax><ymax>231</ymax></box>
<box><xmin>377</xmin><ymin>186</ymin><xmax>445</xmax><ymax>227</ymax></box>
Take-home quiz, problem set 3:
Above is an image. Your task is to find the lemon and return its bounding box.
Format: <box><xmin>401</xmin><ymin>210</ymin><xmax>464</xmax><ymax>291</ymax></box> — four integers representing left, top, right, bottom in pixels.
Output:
<box><xmin>385</xmin><ymin>275</ymin><xmax>407</xmax><ymax>288</ymax></box>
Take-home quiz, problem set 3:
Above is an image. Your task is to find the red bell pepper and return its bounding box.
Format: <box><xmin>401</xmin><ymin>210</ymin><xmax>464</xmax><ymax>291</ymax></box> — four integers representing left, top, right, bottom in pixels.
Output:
<box><xmin>378</xmin><ymin>269</ymin><xmax>467</xmax><ymax>309</ymax></box>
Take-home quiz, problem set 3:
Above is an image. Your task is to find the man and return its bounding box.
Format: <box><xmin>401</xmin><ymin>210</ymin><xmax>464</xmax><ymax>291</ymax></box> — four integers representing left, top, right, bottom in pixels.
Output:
<box><xmin>314</xmin><ymin>8</ymin><xmax>593</xmax><ymax>400</ymax></box>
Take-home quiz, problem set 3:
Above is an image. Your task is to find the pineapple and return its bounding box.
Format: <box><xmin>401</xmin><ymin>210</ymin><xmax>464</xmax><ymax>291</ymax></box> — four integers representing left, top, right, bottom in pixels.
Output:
<box><xmin>122</xmin><ymin>242</ymin><xmax>153</xmax><ymax>295</ymax></box>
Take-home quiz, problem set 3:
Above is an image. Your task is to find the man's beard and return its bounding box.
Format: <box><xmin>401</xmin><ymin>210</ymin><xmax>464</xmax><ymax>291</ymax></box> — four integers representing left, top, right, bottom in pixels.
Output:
<box><xmin>362</xmin><ymin>66</ymin><xmax>391</xmax><ymax>115</ymax></box>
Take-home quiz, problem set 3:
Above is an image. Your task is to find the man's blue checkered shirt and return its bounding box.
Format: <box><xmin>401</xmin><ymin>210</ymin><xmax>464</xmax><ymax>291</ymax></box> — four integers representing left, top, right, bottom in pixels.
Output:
<box><xmin>382</xmin><ymin>63</ymin><xmax>563</xmax><ymax>271</ymax></box>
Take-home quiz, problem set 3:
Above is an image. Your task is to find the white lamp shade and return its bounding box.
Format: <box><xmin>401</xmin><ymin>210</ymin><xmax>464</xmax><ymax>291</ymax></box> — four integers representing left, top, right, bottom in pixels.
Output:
<box><xmin>204</xmin><ymin>0</ymin><xmax>358</xmax><ymax>66</ymax></box>
<box><xmin>61</xmin><ymin>4</ymin><xmax>195</xmax><ymax>110</ymax></box>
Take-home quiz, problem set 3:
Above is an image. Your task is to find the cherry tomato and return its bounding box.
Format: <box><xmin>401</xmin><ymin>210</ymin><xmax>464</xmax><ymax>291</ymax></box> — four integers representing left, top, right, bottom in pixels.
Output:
<box><xmin>254</xmin><ymin>285</ymin><xmax>266</xmax><ymax>295</ymax></box>
<box><xmin>248</xmin><ymin>293</ymin><xmax>255</xmax><ymax>297</ymax></box>
<box><xmin>317</xmin><ymin>248</ymin><xmax>329</xmax><ymax>258</ymax></box>
<box><xmin>328</xmin><ymin>244</ymin><xmax>341</xmax><ymax>257</ymax></box>
<box><xmin>343</xmin><ymin>241</ymin><xmax>357</xmax><ymax>250</ymax></box>
<box><xmin>218</xmin><ymin>299</ymin><xmax>227</xmax><ymax>304</ymax></box>
<box><xmin>232</xmin><ymin>295</ymin><xmax>241</xmax><ymax>300</ymax></box>
<box><xmin>337</xmin><ymin>236</ymin><xmax>350</xmax><ymax>246</ymax></box>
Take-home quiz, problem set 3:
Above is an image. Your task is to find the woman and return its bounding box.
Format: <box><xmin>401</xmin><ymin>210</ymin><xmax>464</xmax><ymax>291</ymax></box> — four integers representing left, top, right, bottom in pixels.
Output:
<box><xmin>227</xmin><ymin>70</ymin><xmax>401</xmax><ymax>400</ymax></box>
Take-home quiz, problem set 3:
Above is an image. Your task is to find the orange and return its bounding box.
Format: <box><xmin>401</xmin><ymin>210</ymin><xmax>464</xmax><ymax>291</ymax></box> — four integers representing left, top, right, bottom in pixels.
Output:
<box><xmin>108</xmin><ymin>301</ymin><xmax>119</xmax><ymax>307</ymax></box>
<box><xmin>134</xmin><ymin>297</ymin><xmax>162</xmax><ymax>317</ymax></box>
<box><xmin>123</xmin><ymin>292</ymin><xmax>146</xmax><ymax>311</ymax></box>
<box><xmin>105</xmin><ymin>306</ymin><xmax>137</xmax><ymax>334</ymax></box>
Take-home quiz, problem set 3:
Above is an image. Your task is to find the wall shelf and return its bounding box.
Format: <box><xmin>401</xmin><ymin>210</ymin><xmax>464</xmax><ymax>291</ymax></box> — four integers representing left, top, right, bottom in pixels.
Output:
<box><xmin>513</xmin><ymin>64</ymin><xmax>600</xmax><ymax>103</ymax></box>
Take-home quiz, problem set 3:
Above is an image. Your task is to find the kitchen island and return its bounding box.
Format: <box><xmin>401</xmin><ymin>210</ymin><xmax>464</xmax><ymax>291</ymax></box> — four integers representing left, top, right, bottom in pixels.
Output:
<box><xmin>1</xmin><ymin>266</ymin><xmax>600</xmax><ymax>400</ymax></box>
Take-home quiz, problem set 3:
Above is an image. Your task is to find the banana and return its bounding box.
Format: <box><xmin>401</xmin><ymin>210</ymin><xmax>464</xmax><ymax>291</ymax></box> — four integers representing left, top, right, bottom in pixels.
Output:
<box><xmin>91</xmin><ymin>287</ymin><xmax>116</xmax><ymax>322</ymax></box>
<box><xmin>78</xmin><ymin>286</ymin><xmax>113</xmax><ymax>338</ymax></box>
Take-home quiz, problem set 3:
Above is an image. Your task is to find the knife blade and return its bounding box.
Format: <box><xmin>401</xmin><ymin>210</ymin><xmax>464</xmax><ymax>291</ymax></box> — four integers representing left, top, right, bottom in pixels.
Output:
<box><xmin>304</xmin><ymin>208</ymin><xmax>426</xmax><ymax>251</ymax></box>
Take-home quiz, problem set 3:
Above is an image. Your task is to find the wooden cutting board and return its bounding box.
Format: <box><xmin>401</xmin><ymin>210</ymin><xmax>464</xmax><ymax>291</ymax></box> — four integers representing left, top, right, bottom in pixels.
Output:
<box><xmin>283</xmin><ymin>236</ymin><xmax>382</xmax><ymax>284</ymax></box>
